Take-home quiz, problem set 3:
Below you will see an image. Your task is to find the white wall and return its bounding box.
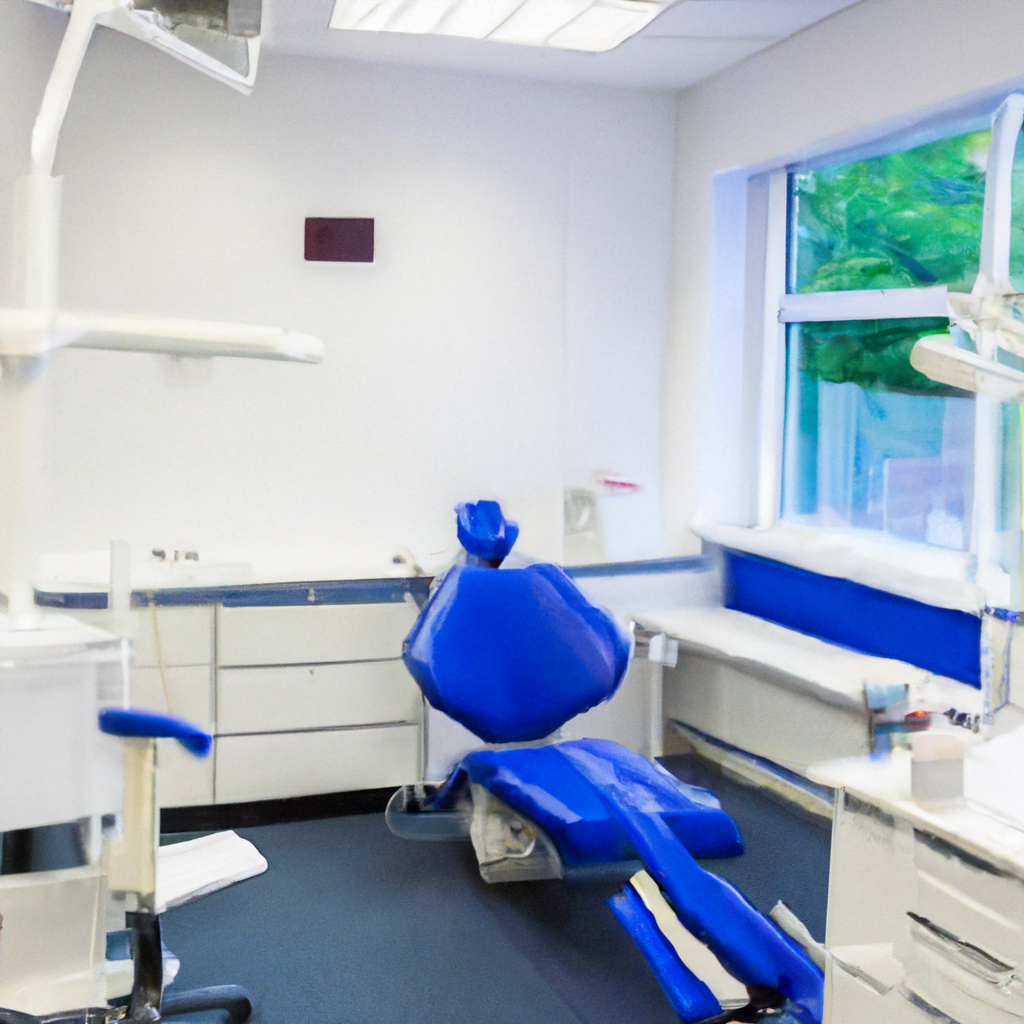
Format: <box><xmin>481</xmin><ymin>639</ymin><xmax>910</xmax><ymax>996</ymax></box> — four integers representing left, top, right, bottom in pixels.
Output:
<box><xmin>662</xmin><ymin>0</ymin><xmax>1024</xmax><ymax>554</ymax></box>
<box><xmin>0</xmin><ymin>0</ymin><xmax>674</xmax><ymax>583</ymax></box>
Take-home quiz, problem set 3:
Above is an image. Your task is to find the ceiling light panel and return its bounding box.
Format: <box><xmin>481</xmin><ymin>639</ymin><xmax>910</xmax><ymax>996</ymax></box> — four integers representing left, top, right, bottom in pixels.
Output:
<box><xmin>433</xmin><ymin>0</ymin><xmax>526</xmax><ymax>37</ymax></box>
<box><xmin>330</xmin><ymin>0</ymin><xmax>678</xmax><ymax>51</ymax></box>
<box><xmin>358</xmin><ymin>0</ymin><xmax>412</xmax><ymax>31</ymax></box>
<box><xmin>385</xmin><ymin>0</ymin><xmax>459</xmax><ymax>34</ymax></box>
<box><xmin>547</xmin><ymin>0</ymin><xmax>665</xmax><ymax>51</ymax></box>
<box><xmin>487</xmin><ymin>0</ymin><xmax>594</xmax><ymax>44</ymax></box>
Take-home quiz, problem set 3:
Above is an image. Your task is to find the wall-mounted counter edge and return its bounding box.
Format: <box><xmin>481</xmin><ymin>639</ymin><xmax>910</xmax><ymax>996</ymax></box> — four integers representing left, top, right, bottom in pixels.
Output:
<box><xmin>36</xmin><ymin>555</ymin><xmax>713</xmax><ymax>609</ymax></box>
<box><xmin>36</xmin><ymin>576</ymin><xmax>433</xmax><ymax>610</ymax></box>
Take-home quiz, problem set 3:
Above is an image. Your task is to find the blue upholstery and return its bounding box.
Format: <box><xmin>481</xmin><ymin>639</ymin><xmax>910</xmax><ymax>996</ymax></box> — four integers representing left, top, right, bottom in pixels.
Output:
<box><xmin>608</xmin><ymin>883</ymin><xmax>723</xmax><ymax>1023</ymax></box>
<box><xmin>396</xmin><ymin>500</ymin><xmax>823</xmax><ymax>1023</ymax></box>
<box><xmin>561</xmin><ymin>742</ymin><xmax>825</xmax><ymax>1024</ymax></box>
<box><xmin>99</xmin><ymin>707</ymin><xmax>212</xmax><ymax>756</ymax></box>
<box><xmin>444</xmin><ymin>740</ymin><xmax>742</xmax><ymax>865</ymax></box>
<box><xmin>403</xmin><ymin>562</ymin><xmax>631</xmax><ymax>743</ymax></box>
<box><xmin>456</xmin><ymin>500</ymin><xmax>520</xmax><ymax>564</ymax></box>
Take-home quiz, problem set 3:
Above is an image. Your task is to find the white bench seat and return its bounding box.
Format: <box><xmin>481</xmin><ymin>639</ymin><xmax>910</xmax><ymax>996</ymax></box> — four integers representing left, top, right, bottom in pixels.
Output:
<box><xmin>636</xmin><ymin>606</ymin><xmax>981</xmax><ymax>771</ymax></box>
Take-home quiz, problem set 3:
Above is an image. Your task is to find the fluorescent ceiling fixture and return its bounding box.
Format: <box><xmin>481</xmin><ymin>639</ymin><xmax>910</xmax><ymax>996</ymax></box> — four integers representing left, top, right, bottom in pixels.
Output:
<box><xmin>329</xmin><ymin>0</ymin><xmax>677</xmax><ymax>51</ymax></box>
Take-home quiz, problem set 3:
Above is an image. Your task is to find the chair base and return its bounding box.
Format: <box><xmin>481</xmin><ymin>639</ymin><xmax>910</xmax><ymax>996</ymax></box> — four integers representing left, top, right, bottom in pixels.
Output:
<box><xmin>160</xmin><ymin>985</ymin><xmax>252</xmax><ymax>1024</ymax></box>
<box><xmin>1</xmin><ymin>986</ymin><xmax>252</xmax><ymax>1024</ymax></box>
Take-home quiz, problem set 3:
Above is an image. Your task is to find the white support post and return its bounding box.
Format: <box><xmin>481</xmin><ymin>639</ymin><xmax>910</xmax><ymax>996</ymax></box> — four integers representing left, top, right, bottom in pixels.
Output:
<box><xmin>976</xmin><ymin>94</ymin><xmax>1024</xmax><ymax>298</ymax></box>
<box><xmin>971</xmin><ymin>95</ymin><xmax>1024</xmax><ymax>595</ymax></box>
<box><xmin>105</xmin><ymin>737</ymin><xmax>158</xmax><ymax>913</ymax></box>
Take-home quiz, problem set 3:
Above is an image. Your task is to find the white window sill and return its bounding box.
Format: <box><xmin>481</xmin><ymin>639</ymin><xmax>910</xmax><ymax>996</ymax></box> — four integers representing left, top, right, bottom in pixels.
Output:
<box><xmin>691</xmin><ymin>520</ymin><xmax>1000</xmax><ymax>614</ymax></box>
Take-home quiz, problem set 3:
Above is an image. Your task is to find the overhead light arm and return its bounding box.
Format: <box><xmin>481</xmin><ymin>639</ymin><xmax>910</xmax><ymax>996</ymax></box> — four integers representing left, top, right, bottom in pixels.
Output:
<box><xmin>910</xmin><ymin>95</ymin><xmax>1024</xmax><ymax>399</ymax></box>
<box><xmin>31</xmin><ymin>0</ymin><xmax>116</xmax><ymax>178</ymax></box>
<box><xmin>0</xmin><ymin>0</ymin><xmax>322</xmax><ymax>621</ymax></box>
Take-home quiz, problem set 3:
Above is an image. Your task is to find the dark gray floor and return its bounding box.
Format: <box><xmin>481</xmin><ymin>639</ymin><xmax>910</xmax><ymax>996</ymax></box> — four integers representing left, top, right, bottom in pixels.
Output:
<box><xmin>160</xmin><ymin>757</ymin><xmax>832</xmax><ymax>1024</ymax></box>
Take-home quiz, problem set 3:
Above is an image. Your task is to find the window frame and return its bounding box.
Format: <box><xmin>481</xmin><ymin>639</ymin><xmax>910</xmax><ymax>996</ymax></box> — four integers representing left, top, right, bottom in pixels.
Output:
<box><xmin>735</xmin><ymin>93</ymin><xmax>1024</xmax><ymax>607</ymax></box>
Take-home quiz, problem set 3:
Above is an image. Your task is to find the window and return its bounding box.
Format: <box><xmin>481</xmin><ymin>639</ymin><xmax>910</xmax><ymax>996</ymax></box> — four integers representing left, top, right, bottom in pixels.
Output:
<box><xmin>782</xmin><ymin>130</ymin><xmax>989</xmax><ymax>551</ymax></box>
<box><xmin>765</xmin><ymin>97</ymin><xmax>1024</xmax><ymax>600</ymax></box>
<box><xmin>791</xmin><ymin>131</ymin><xmax>989</xmax><ymax>295</ymax></box>
<box><xmin>783</xmin><ymin>318</ymin><xmax>974</xmax><ymax>549</ymax></box>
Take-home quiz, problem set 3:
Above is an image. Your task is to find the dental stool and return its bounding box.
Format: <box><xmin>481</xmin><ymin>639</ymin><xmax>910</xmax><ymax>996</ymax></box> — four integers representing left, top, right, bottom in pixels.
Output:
<box><xmin>387</xmin><ymin>501</ymin><xmax>823</xmax><ymax>1024</ymax></box>
<box><xmin>0</xmin><ymin>709</ymin><xmax>251</xmax><ymax>1024</ymax></box>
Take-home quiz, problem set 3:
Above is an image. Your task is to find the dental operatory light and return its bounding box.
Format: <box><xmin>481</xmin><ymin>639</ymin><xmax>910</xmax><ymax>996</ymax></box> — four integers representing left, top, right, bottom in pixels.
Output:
<box><xmin>329</xmin><ymin>0</ymin><xmax>677</xmax><ymax>53</ymax></box>
<box><xmin>911</xmin><ymin>94</ymin><xmax>1024</xmax><ymax>402</ymax></box>
<box><xmin>27</xmin><ymin>0</ymin><xmax>263</xmax><ymax>91</ymax></box>
<box><xmin>0</xmin><ymin>0</ymin><xmax>323</xmax><ymax>623</ymax></box>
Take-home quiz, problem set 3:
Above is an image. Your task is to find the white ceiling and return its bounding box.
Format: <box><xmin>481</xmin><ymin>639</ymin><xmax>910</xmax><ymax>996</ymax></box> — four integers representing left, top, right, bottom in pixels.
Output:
<box><xmin>262</xmin><ymin>0</ymin><xmax>864</xmax><ymax>91</ymax></box>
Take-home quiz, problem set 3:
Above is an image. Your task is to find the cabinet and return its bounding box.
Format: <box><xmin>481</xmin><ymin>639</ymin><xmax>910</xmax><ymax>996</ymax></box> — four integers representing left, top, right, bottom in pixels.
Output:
<box><xmin>72</xmin><ymin>596</ymin><xmax>422</xmax><ymax>808</ymax></box>
<box><xmin>212</xmin><ymin>602</ymin><xmax>421</xmax><ymax>803</ymax></box>
<box><xmin>811</xmin><ymin>758</ymin><xmax>1024</xmax><ymax>1024</ymax></box>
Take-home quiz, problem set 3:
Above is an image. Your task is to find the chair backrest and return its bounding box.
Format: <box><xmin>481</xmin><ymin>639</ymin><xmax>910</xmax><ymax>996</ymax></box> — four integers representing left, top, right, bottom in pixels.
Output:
<box><xmin>403</xmin><ymin>503</ymin><xmax>630</xmax><ymax>743</ymax></box>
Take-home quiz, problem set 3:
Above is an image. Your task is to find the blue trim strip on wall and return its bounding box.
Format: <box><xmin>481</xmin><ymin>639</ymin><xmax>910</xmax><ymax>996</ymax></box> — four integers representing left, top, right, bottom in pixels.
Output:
<box><xmin>723</xmin><ymin>549</ymin><xmax>982</xmax><ymax>689</ymax></box>
<box><xmin>35</xmin><ymin>576</ymin><xmax>433</xmax><ymax>610</ymax></box>
<box><xmin>566</xmin><ymin>555</ymin><xmax>710</xmax><ymax>579</ymax></box>
<box><xmin>36</xmin><ymin>555</ymin><xmax>714</xmax><ymax>610</ymax></box>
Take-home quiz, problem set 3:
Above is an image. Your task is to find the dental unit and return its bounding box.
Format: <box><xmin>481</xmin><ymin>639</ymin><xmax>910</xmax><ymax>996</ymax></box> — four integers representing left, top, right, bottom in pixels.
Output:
<box><xmin>388</xmin><ymin>500</ymin><xmax>825</xmax><ymax>1024</ymax></box>
<box><xmin>0</xmin><ymin>1</ymin><xmax>321</xmax><ymax>1020</ymax></box>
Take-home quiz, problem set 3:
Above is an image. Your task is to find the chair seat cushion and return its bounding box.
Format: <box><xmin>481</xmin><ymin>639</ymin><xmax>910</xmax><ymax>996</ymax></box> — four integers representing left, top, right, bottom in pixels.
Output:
<box><xmin>457</xmin><ymin>738</ymin><xmax>743</xmax><ymax>865</ymax></box>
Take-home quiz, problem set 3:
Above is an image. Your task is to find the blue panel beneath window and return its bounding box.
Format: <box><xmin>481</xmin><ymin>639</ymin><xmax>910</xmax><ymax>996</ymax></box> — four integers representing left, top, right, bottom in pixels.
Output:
<box><xmin>723</xmin><ymin>549</ymin><xmax>981</xmax><ymax>688</ymax></box>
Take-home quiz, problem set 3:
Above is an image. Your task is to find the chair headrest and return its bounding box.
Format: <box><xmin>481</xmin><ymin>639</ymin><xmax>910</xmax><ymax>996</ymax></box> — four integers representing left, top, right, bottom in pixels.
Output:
<box><xmin>403</xmin><ymin>563</ymin><xmax>630</xmax><ymax>743</ymax></box>
<box><xmin>456</xmin><ymin>500</ymin><xmax>519</xmax><ymax>563</ymax></box>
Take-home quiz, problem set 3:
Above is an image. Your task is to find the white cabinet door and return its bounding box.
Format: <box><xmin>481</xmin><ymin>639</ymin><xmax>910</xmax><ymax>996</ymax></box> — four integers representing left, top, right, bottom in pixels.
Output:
<box><xmin>217</xmin><ymin>603</ymin><xmax>418</xmax><ymax>666</ymax></box>
<box><xmin>157</xmin><ymin>738</ymin><xmax>214</xmax><ymax>808</ymax></box>
<box><xmin>214</xmin><ymin>725</ymin><xmax>420</xmax><ymax>803</ymax></box>
<box><xmin>218</xmin><ymin>661</ymin><xmax>420</xmax><ymax>734</ymax></box>
<box><xmin>130</xmin><ymin>665</ymin><xmax>213</xmax><ymax>730</ymax></box>
<box><xmin>131</xmin><ymin>605</ymin><xmax>213</xmax><ymax>668</ymax></box>
<box><xmin>72</xmin><ymin>606</ymin><xmax>213</xmax><ymax>668</ymax></box>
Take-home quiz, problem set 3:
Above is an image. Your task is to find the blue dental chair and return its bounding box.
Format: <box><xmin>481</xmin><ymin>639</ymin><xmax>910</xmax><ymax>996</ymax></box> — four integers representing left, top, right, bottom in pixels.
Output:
<box><xmin>387</xmin><ymin>501</ymin><xmax>823</xmax><ymax>1024</ymax></box>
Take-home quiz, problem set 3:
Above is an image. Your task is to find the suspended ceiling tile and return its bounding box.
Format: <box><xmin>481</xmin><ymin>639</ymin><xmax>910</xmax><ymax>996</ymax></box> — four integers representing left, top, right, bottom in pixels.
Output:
<box><xmin>642</xmin><ymin>0</ymin><xmax>865</xmax><ymax>39</ymax></box>
<box><xmin>263</xmin><ymin>0</ymin><xmax>865</xmax><ymax>89</ymax></box>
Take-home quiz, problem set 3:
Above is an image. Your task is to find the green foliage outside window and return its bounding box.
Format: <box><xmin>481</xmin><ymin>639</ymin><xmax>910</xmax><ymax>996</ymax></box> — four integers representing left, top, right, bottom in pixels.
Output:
<box><xmin>791</xmin><ymin>131</ymin><xmax>993</xmax><ymax>395</ymax></box>
<box><xmin>793</xmin><ymin>131</ymin><xmax>990</xmax><ymax>294</ymax></box>
<box><xmin>797</xmin><ymin>317</ymin><xmax>954</xmax><ymax>395</ymax></box>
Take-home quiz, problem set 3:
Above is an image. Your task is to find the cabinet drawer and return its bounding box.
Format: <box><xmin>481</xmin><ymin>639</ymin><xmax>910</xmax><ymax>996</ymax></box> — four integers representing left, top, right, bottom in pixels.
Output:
<box><xmin>217</xmin><ymin>661</ymin><xmax>420</xmax><ymax>734</ymax></box>
<box><xmin>216</xmin><ymin>603</ymin><xmax>418</xmax><ymax>666</ymax></box>
<box><xmin>214</xmin><ymin>725</ymin><xmax>420</xmax><ymax>803</ymax></box>
<box><xmin>915</xmin><ymin>833</ymin><xmax>1024</xmax><ymax>966</ymax></box>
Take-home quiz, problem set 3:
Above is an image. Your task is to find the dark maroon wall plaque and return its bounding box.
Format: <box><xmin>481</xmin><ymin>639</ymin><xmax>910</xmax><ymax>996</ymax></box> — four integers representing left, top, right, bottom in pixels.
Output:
<box><xmin>304</xmin><ymin>218</ymin><xmax>374</xmax><ymax>262</ymax></box>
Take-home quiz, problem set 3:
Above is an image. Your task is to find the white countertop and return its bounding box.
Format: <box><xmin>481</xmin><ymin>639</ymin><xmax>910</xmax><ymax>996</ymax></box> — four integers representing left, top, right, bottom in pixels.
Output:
<box><xmin>809</xmin><ymin>750</ymin><xmax>1024</xmax><ymax>881</ymax></box>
